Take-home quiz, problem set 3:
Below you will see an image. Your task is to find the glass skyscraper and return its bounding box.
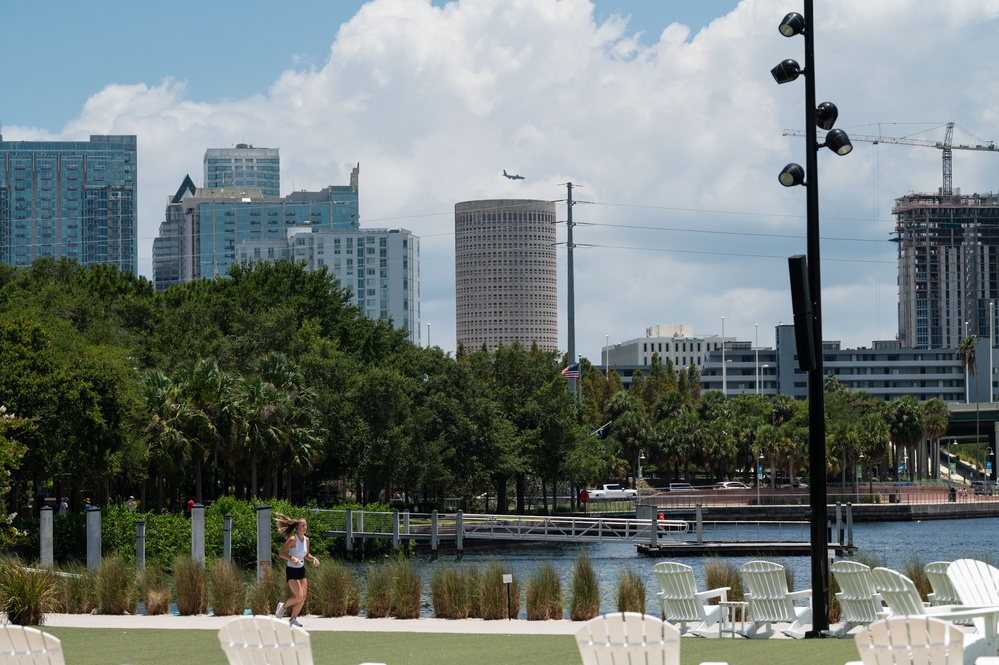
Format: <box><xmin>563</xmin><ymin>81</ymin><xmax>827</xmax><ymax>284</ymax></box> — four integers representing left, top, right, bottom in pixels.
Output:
<box><xmin>204</xmin><ymin>144</ymin><xmax>280</xmax><ymax>197</ymax></box>
<box><xmin>153</xmin><ymin>164</ymin><xmax>360</xmax><ymax>288</ymax></box>
<box><xmin>0</xmin><ymin>135</ymin><xmax>137</xmax><ymax>273</ymax></box>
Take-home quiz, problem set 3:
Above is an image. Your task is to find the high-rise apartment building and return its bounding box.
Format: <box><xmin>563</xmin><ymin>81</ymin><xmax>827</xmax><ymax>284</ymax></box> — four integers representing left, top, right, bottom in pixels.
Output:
<box><xmin>894</xmin><ymin>190</ymin><xmax>999</xmax><ymax>348</ymax></box>
<box><xmin>152</xmin><ymin>165</ymin><xmax>359</xmax><ymax>289</ymax></box>
<box><xmin>236</xmin><ymin>227</ymin><xmax>420</xmax><ymax>341</ymax></box>
<box><xmin>204</xmin><ymin>144</ymin><xmax>280</xmax><ymax>197</ymax></box>
<box><xmin>454</xmin><ymin>199</ymin><xmax>557</xmax><ymax>353</ymax></box>
<box><xmin>0</xmin><ymin>134</ymin><xmax>137</xmax><ymax>273</ymax></box>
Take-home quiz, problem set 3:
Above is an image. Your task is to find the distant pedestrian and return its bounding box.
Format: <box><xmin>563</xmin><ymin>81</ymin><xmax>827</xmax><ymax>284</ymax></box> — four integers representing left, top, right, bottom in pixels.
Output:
<box><xmin>57</xmin><ymin>497</ymin><xmax>68</xmax><ymax>515</ymax></box>
<box><xmin>186</xmin><ymin>499</ymin><xmax>194</xmax><ymax>517</ymax></box>
<box><xmin>125</xmin><ymin>496</ymin><xmax>137</xmax><ymax>511</ymax></box>
<box><xmin>273</xmin><ymin>513</ymin><xmax>319</xmax><ymax>628</ymax></box>
<box><xmin>82</xmin><ymin>498</ymin><xmax>91</xmax><ymax>511</ymax></box>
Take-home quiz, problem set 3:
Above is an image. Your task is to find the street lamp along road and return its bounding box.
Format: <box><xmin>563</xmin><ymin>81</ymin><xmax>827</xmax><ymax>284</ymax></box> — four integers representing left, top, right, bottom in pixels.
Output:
<box><xmin>772</xmin><ymin>1</ymin><xmax>852</xmax><ymax>636</ymax></box>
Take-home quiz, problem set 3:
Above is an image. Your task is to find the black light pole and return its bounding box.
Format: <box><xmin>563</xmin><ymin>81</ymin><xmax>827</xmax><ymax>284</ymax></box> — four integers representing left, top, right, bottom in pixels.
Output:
<box><xmin>772</xmin><ymin>1</ymin><xmax>852</xmax><ymax>637</ymax></box>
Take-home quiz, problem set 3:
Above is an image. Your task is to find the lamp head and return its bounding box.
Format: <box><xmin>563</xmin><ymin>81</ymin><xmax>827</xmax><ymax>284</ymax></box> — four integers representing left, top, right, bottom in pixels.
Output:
<box><xmin>816</xmin><ymin>102</ymin><xmax>839</xmax><ymax>130</ymax></box>
<box><xmin>823</xmin><ymin>128</ymin><xmax>853</xmax><ymax>155</ymax></box>
<box><xmin>778</xmin><ymin>12</ymin><xmax>806</xmax><ymax>37</ymax></box>
<box><xmin>778</xmin><ymin>163</ymin><xmax>806</xmax><ymax>187</ymax></box>
<box><xmin>771</xmin><ymin>59</ymin><xmax>802</xmax><ymax>84</ymax></box>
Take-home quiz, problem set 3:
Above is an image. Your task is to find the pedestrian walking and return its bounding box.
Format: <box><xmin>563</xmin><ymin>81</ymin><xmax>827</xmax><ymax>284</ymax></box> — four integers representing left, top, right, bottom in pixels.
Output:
<box><xmin>274</xmin><ymin>513</ymin><xmax>319</xmax><ymax>627</ymax></box>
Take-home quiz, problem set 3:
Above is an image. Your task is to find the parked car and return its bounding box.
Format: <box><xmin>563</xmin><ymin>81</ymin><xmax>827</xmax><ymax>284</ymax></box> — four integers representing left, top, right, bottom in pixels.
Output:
<box><xmin>587</xmin><ymin>483</ymin><xmax>638</xmax><ymax>499</ymax></box>
<box><xmin>713</xmin><ymin>481</ymin><xmax>749</xmax><ymax>490</ymax></box>
<box><xmin>971</xmin><ymin>480</ymin><xmax>992</xmax><ymax>496</ymax></box>
<box><xmin>668</xmin><ymin>482</ymin><xmax>695</xmax><ymax>492</ymax></box>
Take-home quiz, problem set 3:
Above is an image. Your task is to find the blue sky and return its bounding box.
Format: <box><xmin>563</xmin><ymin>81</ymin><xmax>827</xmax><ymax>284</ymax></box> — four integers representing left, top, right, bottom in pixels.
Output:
<box><xmin>2</xmin><ymin>1</ymin><xmax>998</xmax><ymax>361</ymax></box>
<box><xmin>1</xmin><ymin>1</ymin><xmax>737</xmax><ymax>133</ymax></box>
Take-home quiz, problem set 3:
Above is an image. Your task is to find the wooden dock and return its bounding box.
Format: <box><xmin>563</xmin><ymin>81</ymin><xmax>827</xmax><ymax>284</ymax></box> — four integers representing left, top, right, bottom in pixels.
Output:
<box><xmin>317</xmin><ymin>508</ymin><xmax>853</xmax><ymax>559</ymax></box>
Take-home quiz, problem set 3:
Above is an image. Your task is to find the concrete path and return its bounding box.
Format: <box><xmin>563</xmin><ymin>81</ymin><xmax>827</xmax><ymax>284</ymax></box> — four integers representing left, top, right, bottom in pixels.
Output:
<box><xmin>43</xmin><ymin>613</ymin><xmax>581</xmax><ymax>635</ymax></box>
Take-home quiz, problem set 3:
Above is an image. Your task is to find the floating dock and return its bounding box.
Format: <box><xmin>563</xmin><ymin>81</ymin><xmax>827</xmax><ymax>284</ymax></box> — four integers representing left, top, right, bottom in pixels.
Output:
<box><xmin>637</xmin><ymin>541</ymin><xmax>856</xmax><ymax>557</ymax></box>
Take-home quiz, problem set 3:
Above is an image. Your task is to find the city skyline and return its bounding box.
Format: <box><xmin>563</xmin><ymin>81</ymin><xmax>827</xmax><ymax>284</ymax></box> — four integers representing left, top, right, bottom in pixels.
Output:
<box><xmin>3</xmin><ymin>0</ymin><xmax>999</xmax><ymax>363</ymax></box>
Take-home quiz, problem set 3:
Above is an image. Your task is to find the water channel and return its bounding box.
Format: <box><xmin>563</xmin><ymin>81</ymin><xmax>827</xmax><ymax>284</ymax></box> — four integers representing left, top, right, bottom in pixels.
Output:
<box><xmin>356</xmin><ymin>517</ymin><xmax>999</xmax><ymax>618</ymax></box>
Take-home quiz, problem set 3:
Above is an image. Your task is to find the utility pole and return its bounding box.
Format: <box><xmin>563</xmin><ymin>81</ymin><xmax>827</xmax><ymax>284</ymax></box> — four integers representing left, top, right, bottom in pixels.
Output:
<box><xmin>566</xmin><ymin>182</ymin><xmax>577</xmax><ymax>395</ymax></box>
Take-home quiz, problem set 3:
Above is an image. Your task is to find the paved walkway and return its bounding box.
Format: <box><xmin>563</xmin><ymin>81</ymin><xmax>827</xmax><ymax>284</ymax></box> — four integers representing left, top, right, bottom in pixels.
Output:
<box><xmin>43</xmin><ymin>613</ymin><xmax>581</xmax><ymax>635</ymax></box>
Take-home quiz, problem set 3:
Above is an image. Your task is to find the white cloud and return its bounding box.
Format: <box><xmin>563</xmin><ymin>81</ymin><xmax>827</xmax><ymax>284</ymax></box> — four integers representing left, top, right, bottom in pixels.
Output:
<box><xmin>9</xmin><ymin>0</ymin><xmax>999</xmax><ymax>360</ymax></box>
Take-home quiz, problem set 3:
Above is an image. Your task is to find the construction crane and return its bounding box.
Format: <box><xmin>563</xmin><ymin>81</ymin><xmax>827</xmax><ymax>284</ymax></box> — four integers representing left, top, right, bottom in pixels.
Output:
<box><xmin>783</xmin><ymin>122</ymin><xmax>998</xmax><ymax>196</ymax></box>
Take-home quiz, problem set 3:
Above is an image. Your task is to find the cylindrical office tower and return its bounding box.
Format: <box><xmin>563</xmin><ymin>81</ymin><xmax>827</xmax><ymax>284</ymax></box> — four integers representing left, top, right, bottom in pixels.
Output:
<box><xmin>455</xmin><ymin>199</ymin><xmax>558</xmax><ymax>353</ymax></box>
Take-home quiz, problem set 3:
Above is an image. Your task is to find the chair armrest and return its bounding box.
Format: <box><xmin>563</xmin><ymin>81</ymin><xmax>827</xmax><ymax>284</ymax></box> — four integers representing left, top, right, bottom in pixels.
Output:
<box><xmin>695</xmin><ymin>587</ymin><xmax>731</xmax><ymax>604</ymax></box>
<box><xmin>788</xmin><ymin>589</ymin><xmax>812</xmax><ymax>602</ymax></box>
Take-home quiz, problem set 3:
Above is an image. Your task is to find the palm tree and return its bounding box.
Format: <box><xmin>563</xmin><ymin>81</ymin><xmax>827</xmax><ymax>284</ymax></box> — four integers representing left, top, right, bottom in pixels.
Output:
<box><xmin>889</xmin><ymin>396</ymin><xmax>923</xmax><ymax>483</ymax></box>
<box><xmin>957</xmin><ymin>335</ymin><xmax>981</xmax><ymax>480</ymax></box>
<box><xmin>922</xmin><ymin>398</ymin><xmax>951</xmax><ymax>481</ymax></box>
<box><xmin>139</xmin><ymin>370</ymin><xmax>193</xmax><ymax>509</ymax></box>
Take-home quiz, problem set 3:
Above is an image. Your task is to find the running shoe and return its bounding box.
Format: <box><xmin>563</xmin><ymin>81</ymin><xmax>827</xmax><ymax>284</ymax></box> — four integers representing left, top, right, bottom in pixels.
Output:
<box><xmin>289</xmin><ymin>617</ymin><xmax>303</xmax><ymax>628</ymax></box>
<box><xmin>275</xmin><ymin>602</ymin><xmax>284</xmax><ymax>618</ymax></box>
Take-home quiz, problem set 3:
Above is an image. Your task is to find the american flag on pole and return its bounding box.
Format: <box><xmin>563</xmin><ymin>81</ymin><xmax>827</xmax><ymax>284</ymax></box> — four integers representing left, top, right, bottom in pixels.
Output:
<box><xmin>562</xmin><ymin>362</ymin><xmax>580</xmax><ymax>378</ymax></box>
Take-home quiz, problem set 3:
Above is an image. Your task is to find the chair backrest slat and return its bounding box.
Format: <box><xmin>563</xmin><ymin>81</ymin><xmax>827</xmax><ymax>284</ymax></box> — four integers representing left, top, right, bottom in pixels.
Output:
<box><xmin>855</xmin><ymin>616</ymin><xmax>964</xmax><ymax>665</ymax></box>
<box><xmin>575</xmin><ymin>612</ymin><xmax>678</xmax><ymax>665</ymax></box>
<box><xmin>0</xmin><ymin>625</ymin><xmax>65</xmax><ymax>665</ymax></box>
<box><xmin>948</xmin><ymin>558</ymin><xmax>999</xmax><ymax>606</ymax></box>
<box><xmin>218</xmin><ymin>616</ymin><xmax>313</xmax><ymax>665</ymax></box>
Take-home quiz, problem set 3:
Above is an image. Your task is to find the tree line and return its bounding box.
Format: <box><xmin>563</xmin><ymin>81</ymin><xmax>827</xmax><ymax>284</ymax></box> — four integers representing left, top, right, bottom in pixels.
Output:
<box><xmin>0</xmin><ymin>258</ymin><xmax>955</xmax><ymax>526</ymax></box>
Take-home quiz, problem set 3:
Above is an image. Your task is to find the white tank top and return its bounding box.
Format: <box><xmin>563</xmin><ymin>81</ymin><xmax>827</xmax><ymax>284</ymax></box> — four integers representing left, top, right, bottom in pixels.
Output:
<box><xmin>287</xmin><ymin>534</ymin><xmax>308</xmax><ymax>568</ymax></box>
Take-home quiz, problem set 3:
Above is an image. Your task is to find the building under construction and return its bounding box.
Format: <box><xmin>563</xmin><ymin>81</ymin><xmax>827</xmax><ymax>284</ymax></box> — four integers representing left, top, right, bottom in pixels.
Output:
<box><xmin>895</xmin><ymin>189</ymin><xmax>999</xmax><ymax>349</ymax></box>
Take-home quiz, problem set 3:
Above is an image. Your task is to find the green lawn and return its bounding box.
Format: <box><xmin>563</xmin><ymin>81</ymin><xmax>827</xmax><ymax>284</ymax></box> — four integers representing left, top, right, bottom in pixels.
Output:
<box><xmin>43</xmin><ymin>627</ymin><xmax>861</xmax><ymax>665</ymax></box>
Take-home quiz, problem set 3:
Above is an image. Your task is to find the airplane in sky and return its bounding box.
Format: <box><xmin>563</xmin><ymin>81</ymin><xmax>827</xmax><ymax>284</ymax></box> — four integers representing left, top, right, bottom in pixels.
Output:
<box><xmin>503</xmin><ymin>169</ymin><xmax>525</xmax><ymax>180</ymax></box>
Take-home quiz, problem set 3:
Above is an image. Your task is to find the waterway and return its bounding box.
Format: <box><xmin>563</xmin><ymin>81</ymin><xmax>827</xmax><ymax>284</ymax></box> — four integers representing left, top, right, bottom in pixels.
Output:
<box><xmin>364</xmin><ymin>516</ymin><xmax>999</xmax><ymax>618</ymax></box>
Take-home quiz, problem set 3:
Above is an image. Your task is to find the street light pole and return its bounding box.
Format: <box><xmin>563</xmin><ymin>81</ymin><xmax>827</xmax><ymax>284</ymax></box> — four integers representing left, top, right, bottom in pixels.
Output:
<box><xmin>757</xmin><ymin>452</ymin><xmax>764</xmax><ymax>505</ymax></box>
<box><xmin>638</xmin><ymin>451</ymin><xmax>645</xmax><ymax>503</ymax></box>
<box><xmin>772</xmin><ymin>1</ymin><xmax>852</xmax><ymax>635</ymax></box>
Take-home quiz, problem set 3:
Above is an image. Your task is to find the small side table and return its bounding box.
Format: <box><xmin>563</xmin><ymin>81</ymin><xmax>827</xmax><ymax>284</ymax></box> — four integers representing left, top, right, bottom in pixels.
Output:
<box><xmin>718</xmin><ymin>601</ymin><xmax>749</xmax><ymax>638</ymax></box>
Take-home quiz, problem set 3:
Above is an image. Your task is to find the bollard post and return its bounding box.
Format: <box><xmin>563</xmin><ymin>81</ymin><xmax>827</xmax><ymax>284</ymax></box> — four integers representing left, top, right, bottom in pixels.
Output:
<box><xmin>431</xmin><ymin>510</ymin><xmax>439</xmax><ymax>561</ymax></box>
<box><xmin>392</xmin><ymin>510</ymin><xmax>400</xmax><ymax>551</ymax></box>
<box><xmin>40</xmin><ymin>506</ymin><xmax>53</xmax><ymax>570</ymax></box>
<box><xmin>650</xmin><ymin>511</ymin><xmax>657</xmax><ymax>547</ymax></box>
<box><xmin>256</xmin><ymin>505</ymin><xmax>271</xmax><ymax>580</ymax></box>
<box><xmin>345</xmin><ymin>508</ymin><xmax>354</xmax><ymax>556</ymax></box>
<box><xmin>456</xmin><ymin>510</ymin><xmax>463</xmax><ymax>560</ymax></box>
<box><xmin>695</xmin><ymin>504</ymin><xmax>703</xmax><ymax>544</ymax></box>
<box><xmin>136</xmin><ymin>519</ymin><xmax>146</xmax><ymax>571</ymax></box>
<box><xmin>835</xmin><ymin>501</ymin><xmax>843</xmax><ymax>546</ymax></box>
<box><xmin>87</xmin><ymin>507</ymin><xmax>101</xmax><ymax>572</ymax></box>
<box><xmin>846</xmin><ymin>503</ymin><xmax>854</xmax><ymax>547</ymax></box>
<box><xmin>191</xmin><ymin>504</ymin><xmax>205</xmax><ymax>564</ymax></box>
<box><xmin>223</xmin><ymin>514</ymin><xmax>232</xmax><ymax>562</ymax></box>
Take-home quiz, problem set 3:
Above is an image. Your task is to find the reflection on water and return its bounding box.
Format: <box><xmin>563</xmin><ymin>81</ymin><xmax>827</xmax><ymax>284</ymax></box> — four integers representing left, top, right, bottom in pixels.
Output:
<box><xmin>351</xmin><ymin>517</ymin><xmax>999</xmax><ymax>618</ymax></box>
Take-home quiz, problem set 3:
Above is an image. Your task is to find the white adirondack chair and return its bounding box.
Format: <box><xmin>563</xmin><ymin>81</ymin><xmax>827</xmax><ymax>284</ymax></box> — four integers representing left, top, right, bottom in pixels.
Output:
<box><xmin>927</xmin><ymin>562</ymin><xmax>964</xmax><ymax>606</ymax></box>
<box><xmin>871</xmin><ymin>567</ymin><xmax>941</xmax><ymax>616</ymax></box>
<box><xmin>846</xmin><ymin>616</ymin><xmax>999</xmax><ymax>665</ymax></box>
<box><xmin>871</xmin><ymin>566</ymin><xmax>995</xmax><ymax>660</ymax></box>
<box><xmin>0</xmin><ymin>625</ymin><xmax>65</xmax><ymax>665</ymax></box>
<box><xmin>830</xmin><ymin>560</ymin><xmax>888</xmax><ymax>637</ymax></box>
<box><xmin>574</xmin><ymin>612</ymin><xmax>728</xmax><ymax>665</ymax></box>
<box><xmin>218</xmin><ymin>615</ymin><xmax>313</xmax><ymax>665</ymax></box>
<box><xmin>948</xmin><ymin>559</ymin><xmax>999</xmax><ymax>607</ymax></box>
<box><xmin>926</xmin><ymin>561</ymin><xmax>975</xmax><ymax>626</ymax></box>
<box><xmin>652</xmin><ymin>562</ymin><xmax>730</xmax><ymax>637</ymax></box>
<box><xmin>739</xmin><ymin>560</ymin><xmax>812</xmax><ymax>639</ymax></box>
